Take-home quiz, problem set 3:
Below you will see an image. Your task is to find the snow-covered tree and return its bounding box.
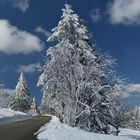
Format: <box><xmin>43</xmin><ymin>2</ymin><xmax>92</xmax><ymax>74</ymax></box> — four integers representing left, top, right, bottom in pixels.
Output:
<box><xmin>30</xmin><ymin>97</ymin><xmax>40</xmax><ymax>116</ymax></box>
<box><xmin>122</xmin><ymin>106</ymin><xmax>140</xmax><ymax>130</ymax></box>
<box><xmin>38</xmin><ymin>4</ymin><xmax>125</xmax><ymax>134</ymax></box>
<box><xmin>10</xmin><ymin>72</ymin><xmax>32</xmax><ymax>113</ymax></box>
<box><xmin>0</xmin><ymin>88</ymin><xmax>14</xmax><ymax>108</ymax></box>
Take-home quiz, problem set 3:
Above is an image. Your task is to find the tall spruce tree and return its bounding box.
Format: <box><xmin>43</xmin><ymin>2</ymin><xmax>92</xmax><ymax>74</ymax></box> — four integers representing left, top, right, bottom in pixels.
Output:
<box><xmin>10</xmin><ymin>72</ymin><xmax>32</xmax><ymax>113</ymax></box>
<box><xmin>38</xmin><ymin>4</ymin><xmax>124</xmax><ymax>134</ymax></box>
<box><xmin>30</xmin><ymin>97</ymin><xmax>40</xmax><ymax>116</ymax></box>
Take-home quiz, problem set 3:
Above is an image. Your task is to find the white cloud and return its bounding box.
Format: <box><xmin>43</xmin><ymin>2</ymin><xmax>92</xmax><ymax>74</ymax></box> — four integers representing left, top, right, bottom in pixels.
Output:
<box><xmin>35</xmin><ymin>26</ymin><xmax>51</xmax><ymax>38</ymax></box>
<box><xmin>108</xmin><ymin>0</ymin><xmax>140</xmax><ymax>25</ymax></box>
<box><xmin>0</xmin><ymin>84</ymin><xmax>5</xmax><ymax>87</ymax></box>
<box><xmin>119</xmin><ymin>83</ymin><xmax>140</xmax><ymax>99</ymax></box>
<box><xmin>17</xmin><ymin>63</ymin><xmax>40</xmax><ymax>73</ymax></box>
<box><xmin>90</xmin><ymin>8</ymin><xmax>102</xmax><ymax>23</ymax></box>
<box><xmin>124</xmin><ymin>84</ymin><xmax>140</xmax><ymax>98</ymax></box>
<box><xmin>127</xmin><ymin>84</ymin><xmax>140</xmax><ymax>93</ymax></box>
<box><xmin>11</xmin><ymin>0</ymin><xmax>30</xmax><ymax>12</ymax></box>
<box><xmin>0</xmin><ymin>20</ymin><xmax>44</xmax><ymax>54</ymax></box>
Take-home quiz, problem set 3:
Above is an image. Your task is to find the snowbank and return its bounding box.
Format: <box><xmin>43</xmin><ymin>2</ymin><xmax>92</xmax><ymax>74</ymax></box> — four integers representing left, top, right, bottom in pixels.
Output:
<box><xmin>0</xmin><ymin>108</ymin><xmax>31</xmax><ymax>125</ymax></box>
<box><xmin>36</xmin><ymin>116</ymin><xmax>140</xmax><ymax>140</ymax></box>
<box><xmin>119</xmin><ymin>128</ymin><xmax>140</xmax><ymax>139</ymax></box>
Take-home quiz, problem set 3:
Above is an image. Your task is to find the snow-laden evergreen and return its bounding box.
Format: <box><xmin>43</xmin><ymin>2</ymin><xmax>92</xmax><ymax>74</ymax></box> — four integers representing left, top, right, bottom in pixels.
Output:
<box><xmin>0</xmin><ymin>88</ymin><xmax>14</xmax><ymax>108</ymax></box>
<box><xmin>129</xmin><ymin>106</ymin><xmax>140</xmax><ymax>130</ymax></box>
<box><xmin>30</xmin><ymin>97</ymin><xmax>40</xmax><ymax>116</ymax></box>
<box><xmin>122</xmin><ymin>106</ymin><xmax>140</xmax><ymax>131</ymax></box>
<box><xmin>38</xmin><ymin>4</ymin><xmax>125</xmax><ymax>134</ymax></box>
<box><xmin>131</xmin><ymin>106</ymin><xmax>140</xmax><ymax>129</ymax></box>
<box><xmin>10</xmin><ymin>72</ymin><xmax>32</xmax><ymax>113</ymax></box>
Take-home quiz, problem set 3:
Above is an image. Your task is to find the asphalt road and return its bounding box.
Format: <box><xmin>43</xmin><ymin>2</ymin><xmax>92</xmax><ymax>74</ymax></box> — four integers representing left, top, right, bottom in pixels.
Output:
<box><xmin>0</xmin><ymin>116</ymin><xmax>51</xmax><ymax>140</ymax></box>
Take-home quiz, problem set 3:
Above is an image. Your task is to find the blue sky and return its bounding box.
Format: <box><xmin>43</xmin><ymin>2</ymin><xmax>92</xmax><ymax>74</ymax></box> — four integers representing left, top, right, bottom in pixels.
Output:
<box><xmin>0</xmin><ymin>0</ymin><xmax>140</xmax><ymax>106</ymax></box>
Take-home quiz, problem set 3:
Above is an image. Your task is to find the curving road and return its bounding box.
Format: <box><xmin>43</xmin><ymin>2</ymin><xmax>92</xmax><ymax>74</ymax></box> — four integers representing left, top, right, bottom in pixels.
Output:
<box><xmin>0</xmin><ymin>116</ymin><xmax>50</xmax><ymax>140</ymax></box>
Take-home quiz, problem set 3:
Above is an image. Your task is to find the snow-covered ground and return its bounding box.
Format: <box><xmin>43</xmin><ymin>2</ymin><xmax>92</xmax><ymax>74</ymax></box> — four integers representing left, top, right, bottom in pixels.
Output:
<box><xmin>119</xmin><ymin>128</ymin><xmax>140</xmax><ymax>140</ymax></box>
<box><xmin>36</xmin><ymin>116</ymin><xmax>140</xmax><ymax>140</ymax></box>
<box><xmin>0</xmin><ymin>108</ymin><xmax>30</xmax><ymax>125</ymax></box>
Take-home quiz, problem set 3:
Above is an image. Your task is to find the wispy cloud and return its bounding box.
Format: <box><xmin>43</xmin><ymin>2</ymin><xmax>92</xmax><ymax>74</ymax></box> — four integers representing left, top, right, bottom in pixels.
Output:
<box><xmin>0</xmin><ymin>84</ymin><xmax>5</xmax><ymax>87</ymax></box>
<box><xmin>125</xmin><ymin>84</ymin><xmax>140</xmax><ymax>98</ymax></box>
<box><xmin>11</xmin><ymin>0</ymin><xmax>30</xmax><ymax>12</ymax></box>
<box><xmin>127</xmin><ymin>84</ymin><xmax>140</xmax><ymax>93</ymax></box>
<box><xmin>35</xmin><ymin>26</ymin><xmax>51</xmax><ymax>38</ymax></box>
<box><xmin>17</xmin><ymin>63</ymin><xmax>40</xmax><ymax>73</ymax></box>
<box><xmin>107</xmin><ymin>0</ymin><xmax>140</xmax><ymax>25</ymax></box>
<box><xmin>90</xmin><ymin>8</ymin><xmax>102</xmax><ymax>23</ymax></box>
<box><xmin>0</xmin><ymin>20</ymin><xmax>44</xmax><ymax>54</ymax></box>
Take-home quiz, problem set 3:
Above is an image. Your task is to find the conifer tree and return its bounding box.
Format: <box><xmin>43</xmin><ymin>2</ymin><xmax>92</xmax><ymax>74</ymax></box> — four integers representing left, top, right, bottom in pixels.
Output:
<box><xmin>123</xmin><ymin>106</ymin><xmax>140</xmax><ymax>130</ymax></box>
<box><xmin>38</xmin><ymin>4</ymin><xmax>124</xmax><ymax>134</ymax></box>
<box><xmin>30</xmin><ymin>97</ymin><xmax>40</xmax><ymax>116</ymax></box>
<box><xmin>10</xmin><ymin>72</ymin><xmax>32</xmax><ymax>113</ymax></box>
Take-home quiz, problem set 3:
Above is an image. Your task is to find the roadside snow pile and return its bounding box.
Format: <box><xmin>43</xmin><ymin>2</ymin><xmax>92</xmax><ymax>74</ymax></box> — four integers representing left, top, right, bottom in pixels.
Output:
<box><xmin>0</xmin><ymin>108</ymin><xmax>30</xmax><ymax>125</ymax></box>
<box><xmin>36</xmin><ymin>116</ymin><xmax>139</xmax><ymax>140</ymax></box>
<box><xmin>119</xmin><ymin>128</ymin><xmax>140</xmax><ymax>139</ymax></box>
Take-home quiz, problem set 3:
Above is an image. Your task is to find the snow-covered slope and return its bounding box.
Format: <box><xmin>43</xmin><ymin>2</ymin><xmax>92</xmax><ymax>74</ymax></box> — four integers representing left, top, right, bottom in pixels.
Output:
<box><xmin>36</xmin><ymin>116</ymin><xmax>140</xmax><ymax>140</ymax></box>
<box><xmin>0</xmin><ymin>108</ymin><xmax>30</xmax><ymax>125</ymax></box>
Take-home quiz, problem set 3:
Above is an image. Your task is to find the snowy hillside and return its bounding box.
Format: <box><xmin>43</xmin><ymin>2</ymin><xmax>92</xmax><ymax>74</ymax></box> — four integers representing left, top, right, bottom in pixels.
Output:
<box><xmin>36</xmin><ymin>116</ymin><xmax>140</xmax><ymax>140</ymax></box>
<box><xmin>0</xmin><ymin>108</ymin><xmax>30</xmax><ymax>125</ymax></box>
<box><xmin>0</xmin><ymin>88</ymin><xmax>13</xmax><ymax>108</ymax></box>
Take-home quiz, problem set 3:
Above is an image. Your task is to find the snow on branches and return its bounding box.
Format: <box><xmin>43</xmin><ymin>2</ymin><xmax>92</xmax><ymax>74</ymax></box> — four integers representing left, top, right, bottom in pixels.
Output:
<box><xmin>30</xmin><ymin>97</ymin><xmax>40</xmax><ymax>116</ymax></box>
<box><xmin>38</xmin><ymin>4</ymin><xmax>125</xmax><ymax>134</ymax></box>
<box><xmin>10</xmin><ymin>72</ymin><xmax>32</xmax><ymax>113</ymax></box>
